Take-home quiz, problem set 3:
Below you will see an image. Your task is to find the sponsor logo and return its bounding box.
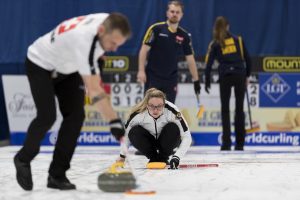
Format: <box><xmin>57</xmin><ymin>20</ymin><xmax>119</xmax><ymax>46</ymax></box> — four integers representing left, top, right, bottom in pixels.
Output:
<box><xmin>178</xmin><ymin>61</ymin><xmax>205</xmax><ymax>70</ymax></box>
<box><xmin>198</xmin><ymin>111</ymin><xmax>238</xmax><ymax>127</ymax></box>
<box><xmin>82</xmin><ymin>110</ymin><xmax>107</xmax><ymax>128</ymax></box>
<box><xmin>159</xmin><ymin>33</ymin><xmax>168</xmax><ymax>37</ymax></box>
<box><xmin>8</xmin><ymin>93</ymin><xmax>36</xmax><ymax>117</ymax></box>
<box><xmin>176</xmin><ymin>112</ymin><xmax>182</xmax><ymax>119</ymax></box>
<box><xmin>246</xmin><ymin>133</ymin><xmax>299</xmax><ymax>146</ymax></box>
<box><xmin>176</xmin><ymin>36</ymin><xmax>183</xmax><ymax>41</ymax></box>
<box><xmin>49</xmin><ymin>131</ymin><xmax>58</xmax><ymax>145</ymax></box>
<box><xmin>263</xmin><ymin>57</ymin><xmax>300</xmax><ymax>72</ymax></box>
<box><xmin>103</xmin><ymin>56</ymin><xmax>129</xmax><ymax>72</ymax></box>
<box><xmin>77</xmin><ymin>132</ymin><xmax>117</xmax><ymax>144</ymax></box>
<box><xmin>82</xmin><ymin>110</ymin><xmax>126</xmax><ymax>128</ymax></box>
<box><xmin>175</xmin><ymin>35</ymin><xmax>184</xmax><ymax>44</ymax></box>
<box><xmin>218</xmin><ymin>132</ymin><xmax>299</xmax><ymax>146</ymax></box>
<box><xmin>261</xmin><ymin>73</ymin><xmax>290</xmax><ymax>103</ymax></box>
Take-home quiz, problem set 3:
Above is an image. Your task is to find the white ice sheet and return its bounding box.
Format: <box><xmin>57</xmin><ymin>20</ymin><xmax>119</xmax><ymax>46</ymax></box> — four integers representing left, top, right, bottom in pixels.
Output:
<box><xmin>1</xmin><ymin>146</ymin><xmax>300</xmax><ymax>200</ymax></box>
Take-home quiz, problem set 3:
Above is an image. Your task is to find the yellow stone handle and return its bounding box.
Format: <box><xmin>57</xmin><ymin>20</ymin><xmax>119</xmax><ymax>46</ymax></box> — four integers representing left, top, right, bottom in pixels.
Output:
<box><xmin>108</xmin><ymin>161</ymin><xmax>125</xmax><ymax>173</ymax></box>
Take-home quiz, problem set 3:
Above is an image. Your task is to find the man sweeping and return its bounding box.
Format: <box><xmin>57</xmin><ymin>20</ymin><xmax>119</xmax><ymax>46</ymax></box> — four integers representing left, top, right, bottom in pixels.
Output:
<box><xmin>14</xmin><ymin>12</ymin><xmax>130</xmax><ymax>191</ymax></box>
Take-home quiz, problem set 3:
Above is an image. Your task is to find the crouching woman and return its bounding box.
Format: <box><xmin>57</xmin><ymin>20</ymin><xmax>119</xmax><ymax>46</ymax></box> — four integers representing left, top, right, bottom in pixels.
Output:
<box><xmin>119</xmin><ymin>88</ymin><xmax>192</xmax><ymax>169</ymax></box>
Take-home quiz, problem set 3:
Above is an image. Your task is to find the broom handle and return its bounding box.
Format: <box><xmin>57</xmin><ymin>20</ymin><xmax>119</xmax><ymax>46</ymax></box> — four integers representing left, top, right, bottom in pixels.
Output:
<box><xmin>245</xmin><ymin>88</ymin><xmax>253</xmax><ymax>129</ymax></box>
<box><xmin>120</xmin><ymin>137</ymin><xmax>131</xmax><ymax>165</ymax></box>
<box><xmin>120</xmin><ymin>137</ymin><xmax>128</xmax><ymax>154</ymax></box>
<box><xmin>195</xmin><ymin>92</ymin><xmax>200</xmax><ymax>106</ymax></box>
<box><xmin>119</xmin><ymin>137</ymin><xmax>140</xmax><ymax>178</ymax></box>
<box><xmin>177</xmin><ymin>163</ymin><xmax>219</xmax><ymax>168</ymax></box>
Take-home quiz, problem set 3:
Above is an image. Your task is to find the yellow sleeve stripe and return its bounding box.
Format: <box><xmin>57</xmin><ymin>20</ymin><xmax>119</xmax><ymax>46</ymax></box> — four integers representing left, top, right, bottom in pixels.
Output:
<box><xmin>178</xmin><ymin>26</ymin><xmax>188</xmax><ymax>33</ymax></box>
<box><xmin>205</xmin><ymin>52</ymin><xmax>209</xmax><ymax>63</ymax></box>
<box><xmin>205</xmin><ymin>41</ymin><xmax>214</xmax><ymax>63</ymax></box>
<box><xmin>142</xmin><ymin>22</ymin><xmax>165</xmax><ymax>43</ymax></box>
<box><xmin>238</xmin><ymin>36</ymin><xmax>244</xmax><ymax>60</ymax></box>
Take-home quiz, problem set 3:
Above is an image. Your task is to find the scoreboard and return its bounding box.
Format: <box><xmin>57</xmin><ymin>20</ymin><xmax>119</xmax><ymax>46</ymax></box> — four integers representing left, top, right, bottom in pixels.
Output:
<box><xmin>101</xmin><ymin>56</ymin><xmax>260</xmax><ymax>108</ymax></box>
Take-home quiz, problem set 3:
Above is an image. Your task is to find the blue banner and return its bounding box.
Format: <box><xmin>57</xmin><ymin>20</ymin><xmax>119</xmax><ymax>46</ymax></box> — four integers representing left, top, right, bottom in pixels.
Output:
<box><xmin>192</xmin><ymin>132</ymin><xmax>300</xmax><ymax>146</ymax></box>
<box><xmin>259</xmin><ymin>73</ymin><xmax>300</xmax><ymax>107</ymax></box>
<box><xmin>10</xmin><ymin>131</ymin><xmax>300</xmax><ymax>146</ymax></box>
<box><xmin>10</xmin><ymin>132</ymin><xmax>119</xmax><ymax>146</ymax></box>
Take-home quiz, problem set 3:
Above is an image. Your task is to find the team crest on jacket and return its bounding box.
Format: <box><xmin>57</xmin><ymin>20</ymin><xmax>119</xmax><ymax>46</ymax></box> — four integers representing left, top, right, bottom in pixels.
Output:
<box><xmin>176</xmin><ymin>36</ymin><xmax>184</xmax><ymax>44</ymax></box>
<box><xmin>176</xmin><ymin>112</ymin><xmax>182</xmax><ymax>119</ymax></box>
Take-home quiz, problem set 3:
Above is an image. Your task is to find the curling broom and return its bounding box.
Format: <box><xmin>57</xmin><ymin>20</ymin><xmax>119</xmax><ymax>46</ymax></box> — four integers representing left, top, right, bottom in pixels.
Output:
<box><xmin>196</xmin><ymin>93</ymin><xmax>204</xmax><ymax>119</ymax></box>
<box><xmin>119</xmin><ymin>138</ymin><xmax>157</xmax><ymax>195</ymax></box>
<box><xmin>245</xmin><ymin>88</ymin><xmax>260</xmax><ymax>133</ymax></box>
<box><xmin>126</xmin><ymin>162</ymin><xmax>219</xmax><ymax>194</ymax></box>
<box><xmin>146</xmin><ymin>162</ymin><xmax>219</xmax><ymax>169</ymax></box>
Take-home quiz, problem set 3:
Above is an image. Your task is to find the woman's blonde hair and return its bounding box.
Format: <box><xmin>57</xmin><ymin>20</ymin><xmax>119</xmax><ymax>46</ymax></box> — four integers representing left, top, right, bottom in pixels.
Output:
<box><xmin>129</xmin><ymin>88</ymin><xmax>166</xmax><ymax>115</ymax></box>
<box><xmin>213</xmin><ymin>16</ymin><xmax>229</xmax><ymax>48</ymax></box>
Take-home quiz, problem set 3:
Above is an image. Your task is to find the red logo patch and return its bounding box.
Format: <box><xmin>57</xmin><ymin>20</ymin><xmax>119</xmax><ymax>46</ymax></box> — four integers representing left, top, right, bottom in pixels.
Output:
<box><xmin>175</xmin><ymin>36</ymin><xmax>184</xmax><ymax>44</ymax></box>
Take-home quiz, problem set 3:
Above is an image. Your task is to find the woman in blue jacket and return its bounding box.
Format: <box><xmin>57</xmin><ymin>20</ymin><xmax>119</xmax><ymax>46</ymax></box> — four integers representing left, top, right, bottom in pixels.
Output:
<box><xmin>205</xmin><ymin>16</ymin><xmax>251</xmax><ymax>151</ymax></box>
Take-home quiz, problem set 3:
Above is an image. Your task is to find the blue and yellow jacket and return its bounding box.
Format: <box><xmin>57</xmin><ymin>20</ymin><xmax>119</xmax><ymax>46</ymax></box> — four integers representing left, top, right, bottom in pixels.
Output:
<box><xmin>205</xmin><ymin>33</ymin><xmax>251</xmax><ymax>78</ymax></box>
<box><xmin>143</xmin><ymin>22</ymin><xmax>194</xmax><ymax>83</ymax></box>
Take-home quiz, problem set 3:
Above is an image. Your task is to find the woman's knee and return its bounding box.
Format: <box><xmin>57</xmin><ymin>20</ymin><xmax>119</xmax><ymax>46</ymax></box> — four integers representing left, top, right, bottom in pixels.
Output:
<box><xmin>160</xmin><ymin>122</ymin><xmax>180</xmax><ymax>138</ymax></box>
<box><xmin>128</xmin><ymin>125</ymin><xmax>151</xmax><ymax>142</ymax></box>
<box><xmin>128</xmin><ymin>126</ymin><xmax>156</xmax><ymax>156</ymax></box>
<box><xmin>159</xmin><ymin>123</ymin><xmax>181</xmax><ymax>152</ymax></box>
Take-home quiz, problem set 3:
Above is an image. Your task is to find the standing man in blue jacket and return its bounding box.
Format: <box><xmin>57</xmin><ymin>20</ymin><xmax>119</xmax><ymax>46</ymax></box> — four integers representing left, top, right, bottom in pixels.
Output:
<box><xmin>137</xmin><ymin>0</ymin><xmax>201</xmax><ymax>103</ymax></box>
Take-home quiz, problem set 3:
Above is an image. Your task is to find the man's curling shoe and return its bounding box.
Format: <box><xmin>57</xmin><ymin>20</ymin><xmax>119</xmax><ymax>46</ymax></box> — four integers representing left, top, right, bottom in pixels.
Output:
<box><xmin>14</xmin><ymin>154</ymin><xmax>33</xmax><ymax>191</ymax></box>
<box><xmin>47</xmin><ymin>175</ymin><xmax>76</xmax><ymax>190</ymax></box>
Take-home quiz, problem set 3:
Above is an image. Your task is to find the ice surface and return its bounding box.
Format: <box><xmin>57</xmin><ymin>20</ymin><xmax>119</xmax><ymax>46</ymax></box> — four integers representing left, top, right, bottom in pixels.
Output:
<box><xmin>1</xmin><ymin>146</ymin><xmax>300</xmax><ymax>200</ymax></box>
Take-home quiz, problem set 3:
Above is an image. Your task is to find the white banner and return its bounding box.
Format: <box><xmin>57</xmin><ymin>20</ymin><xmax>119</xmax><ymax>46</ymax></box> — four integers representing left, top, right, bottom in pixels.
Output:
<box><xmin>2</xmin><ymin>75</ymin><xmax>62</xmax><ymax>132</ymax></box>
<box><xmin>2</xmin><ymin>75</ymin><xmax>299</xmax><ymax>146</ymax></box>
<box><xmin>175</xmin><ymin>83</ymin><xmax>259</xmax><ymax>109</ymax></box>
<box><xmin>2</xmin><ymin>75</ymin><xmax>259</xmax><ymax>133</ymax></box>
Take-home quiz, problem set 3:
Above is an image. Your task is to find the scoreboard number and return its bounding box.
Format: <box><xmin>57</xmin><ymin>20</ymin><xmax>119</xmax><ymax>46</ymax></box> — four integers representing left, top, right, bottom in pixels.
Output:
<box><xmin>111</xmin><ymin>83</ymin><xmax>144</xmax><ymax>107</ymax></box>
<box><xmin>247</xmin><ymin>83</ymin><xmax>259</xmax><ymax>107</ymax></box>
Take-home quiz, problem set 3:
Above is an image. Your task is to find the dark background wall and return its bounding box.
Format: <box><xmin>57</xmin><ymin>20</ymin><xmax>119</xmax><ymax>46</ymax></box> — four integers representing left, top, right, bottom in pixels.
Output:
<box><xmin>1</xmin><ymin>0</ymin><xmax>300</xmax><ymax>63</ymax></box>
<box><xmin>1</xmin><ymin>0</ymin><xmax>299</xmax><ymax>141</ymax></box>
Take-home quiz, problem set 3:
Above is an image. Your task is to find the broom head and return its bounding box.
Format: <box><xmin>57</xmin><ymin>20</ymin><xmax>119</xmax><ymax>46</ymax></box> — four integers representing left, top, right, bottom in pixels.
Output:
<box><xmin>246</xmin><ymin>121</ymin><xmax>260</xmax><ymax>133</ymax></box>
<box><xmin>196</xmin><ymin>105</ymin><xmax>205</xmax><ymax>119</ymax></box>
<box><xmin>146</xmin><ymin>162</ymin><xmax>167</xmax><ymax>169</ymax></box>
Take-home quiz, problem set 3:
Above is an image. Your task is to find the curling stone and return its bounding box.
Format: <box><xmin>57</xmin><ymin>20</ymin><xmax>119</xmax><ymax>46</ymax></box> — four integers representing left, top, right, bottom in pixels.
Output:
<box><xmin>97</xmin><ymin>162</ymin><xmax>137</xmax><ymax>192</ymax></box>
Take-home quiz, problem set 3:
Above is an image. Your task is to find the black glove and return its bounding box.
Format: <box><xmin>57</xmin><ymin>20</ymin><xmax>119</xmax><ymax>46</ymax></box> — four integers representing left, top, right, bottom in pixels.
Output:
<box><xmin>193</xmin><ymin>80</ymin><xmax>201</xmax><ymax>95</ymax></box>
<box><xmin>169</xmin><ymin>155</ymin><xmax>180</xmax><ymax>169</ymax></box>
<box><xmin>109</xmin><ymin>119</ymin><xmax>125</xmax><ymax>141</ymax></box>
<box><xmin>205</xmin><ymin>76</ymin><xmax>211</xmax><ymax>94</ymax></box>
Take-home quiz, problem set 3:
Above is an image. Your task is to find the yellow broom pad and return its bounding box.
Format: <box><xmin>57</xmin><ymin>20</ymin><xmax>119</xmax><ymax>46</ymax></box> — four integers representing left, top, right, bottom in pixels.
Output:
<box><xmin>196</xmin><ymin>105</ymin><xmax>205</xmax><ymax>119</ymax></box>
<box><xmin>146</xmin><ymin>162</ymin><xmax>166</xmax><ymax>169</ymax></box>
<box><xmin>246</xmin><ymin>126</ymin><xmax>260</xmax><ymax>133</ymax></box>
